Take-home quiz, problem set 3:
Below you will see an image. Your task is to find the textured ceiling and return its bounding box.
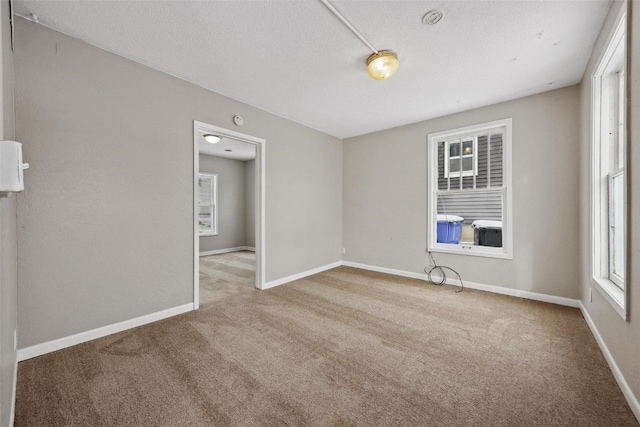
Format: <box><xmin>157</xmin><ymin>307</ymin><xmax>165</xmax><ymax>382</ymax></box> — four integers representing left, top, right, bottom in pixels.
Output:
<box><xmin>198</xmin><ymin>135</ymin><xmax>256</xmax><ymax>161</ymax></box>
<box><xmin>13</xmin><ymin>0</ymin><xmax>612</xmax><ymax>139</ymax></box>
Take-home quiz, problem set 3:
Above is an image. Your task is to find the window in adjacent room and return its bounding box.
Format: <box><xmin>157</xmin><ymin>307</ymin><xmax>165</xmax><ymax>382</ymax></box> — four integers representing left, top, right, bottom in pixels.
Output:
<box><xmin>427</xmin><ymin>118</ymin><xmax>512</xmax><ymax>259</ymax></box>
<box><xmin>198</xmin><ymin>173</ymin><xmax>218</xmax><ymax>236</ymax></box>
<box><xmin>445</xmin><ymin>138</ymin><xmax>477</xmax><ymax>178</ymax></box>
<box><xmin>591</xmin><ymin>7</ymin><xmax>627</xmax><ymax>318</ymax></box>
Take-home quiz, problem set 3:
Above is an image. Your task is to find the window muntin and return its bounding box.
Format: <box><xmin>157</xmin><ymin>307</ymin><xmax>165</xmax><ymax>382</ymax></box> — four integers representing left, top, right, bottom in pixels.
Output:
<box><xmin>428</xmin><ymin>119</ymin><xmax>512</xmax><ymax>259</ymax></box>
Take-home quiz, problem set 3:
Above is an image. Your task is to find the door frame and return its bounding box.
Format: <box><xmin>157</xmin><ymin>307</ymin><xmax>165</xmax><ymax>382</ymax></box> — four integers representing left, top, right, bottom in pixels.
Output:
<box><xmin>193</xmin><ymin>120</ymin><xmax>266</xmax><ymax>308</ymax></box>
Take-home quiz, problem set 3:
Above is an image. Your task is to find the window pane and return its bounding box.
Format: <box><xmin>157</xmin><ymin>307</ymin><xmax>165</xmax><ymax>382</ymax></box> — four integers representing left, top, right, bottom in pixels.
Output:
<box><xmin>436</xmin><ymin>190</ymin><xmax>503</xmax><ymax>247</ymax></box>
<box><xmin>199</xmin><ymin>206</ymin><xmax>212</xmax><ymax>233</ymax></box>
<box><xmin>462</xmin><ymin>157</ymin><xmax>473</xmax><ymax>172</ymax></box>
<box><xmin>438</xmin><ymin>142</ymin><xmax>448</xmax><ymax>190</ymax></box>
<box><xmin>462</xmin><ymin>140</ymin><xmax>473</xmax><ymax>156</ymax></box>
<box><xmin>489</xmin><ymin>133</ymin><xmax>503</xmax><ymax>187</ymax></box>
<box><xmin>610</xmin><ymin>172</ymin><xmax>625</xmax><ymax>284</ymax></box>
<box><xmin>198</xmin><ymin>179</ymin><xmax>211</xmax><ymax>204</ymax></box>
<box><xmin>476</xmin><ymin>135</ymin><xmax>488</xmax><ymax>188</ymax></box>
<box><xmin>462</xmin><ymin>176</ymin><xmax>474</xmax><ymax>189</ymax></box>
<box><xmin>198</xmin><ymin>174</ymin><xmax>217</xmax><ymax>235</ymax></box>
<box><xmin>437</xmin><ymin>191</ymin><xmax>502</xmax><ymax>222</ymax></box>
<box><xmin>450</xmin><ymin>157</ymin><xmax>461</xmax><ymax>173</ymax></box>
<box><xmin>450</xmin><ymin>142</ymin><xmax>461</xmax><ymax>157</ymax></box>
<box><xmin>616</xmin><ymin>70</ymin><xmax>625</xmax><ymax>170</ymax></box>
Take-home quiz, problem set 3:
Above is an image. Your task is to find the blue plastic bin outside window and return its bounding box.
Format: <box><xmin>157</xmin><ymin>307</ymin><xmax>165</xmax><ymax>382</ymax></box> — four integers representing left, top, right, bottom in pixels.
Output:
<box><xmin>436</xmin><ymin>214</ymin><xmax>464</xmax><ymax>244</ymax></box>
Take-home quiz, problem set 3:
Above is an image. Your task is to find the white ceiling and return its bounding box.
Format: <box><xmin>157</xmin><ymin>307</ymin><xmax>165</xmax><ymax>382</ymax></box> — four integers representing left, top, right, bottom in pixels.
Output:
<box><xmin>198</xmin><ymin>134</ymin><xmax>256</xmax><ymax>161</ymax></box>
<box><xmin>13</xmin><ymin>0</ymin><xmax>612</xmax><ymax>139</ymax></box>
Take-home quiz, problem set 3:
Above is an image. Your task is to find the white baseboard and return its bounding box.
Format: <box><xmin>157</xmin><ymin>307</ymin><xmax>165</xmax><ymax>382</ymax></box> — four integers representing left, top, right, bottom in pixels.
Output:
<box><xmin>17</xmin><ymin>303</ymin><xmax>194</xmax><ymax>361</ymax></box>
<box><xmin>580</xmin><ymin>302</ymin><xmax>640</xmax><ymax>423</ymax></box>
<box><xmin>264</xmin><ymin>258</ymin><xmax>578</xmax><ymax>307</ymax></box>
<box><xmin>342</xmin><ymin>261</ymin><xmax>580</xmax><ymax>308</ymax></box>
<box><xmin>199</xmin><ymin>246</ymin><xmax>255</xmax><ymax>256</ymax></box>
<box><xmin>263</xmin><ymin>261</ymin><xmax>343</xmax><ymax>290</ymax></box>
<box><xmin>10</xmin><ymin>353</ymin><xmax>17</xmax><ymax>426</ymax></box>
<box><xmin>450</xmin><ymin>277</ymin><xmax>580</xmax><ymax>308</ymax></box>
<box><xmin>343</xmin><ymin>261</ymin><xmax>428</xmax><ymax>281</ymax></box>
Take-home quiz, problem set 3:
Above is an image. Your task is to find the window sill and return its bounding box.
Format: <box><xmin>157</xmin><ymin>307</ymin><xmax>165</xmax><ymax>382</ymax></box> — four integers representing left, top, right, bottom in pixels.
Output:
<box><xmin>429</xmin><ymin>243</ymin><xmax>512</xmax><ymax>260</ymax></box>
<box><xmin>592</xmin><ymin>277</ymin><xmax>626</xmax><ymax>320</ymax></box>
<box><xmin>199</xmin><ymin>232</ymin><xmax>218</xmax><ymax>237</ymax></box>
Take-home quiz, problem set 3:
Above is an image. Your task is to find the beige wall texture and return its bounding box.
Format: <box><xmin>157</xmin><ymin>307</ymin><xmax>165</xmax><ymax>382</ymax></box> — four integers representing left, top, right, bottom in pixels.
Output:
<box><xmin>579</xmin><ymin>0</ymin><xmax>640</xmax><ymax>417</ymax></box>
<box><xmin>14</xmin><ymin>18</ymin><xmax>342</xmax><ymax>349</ymax></box>
<box><xmin>343</xmin><ymin>85</ymin><xmax>580</xmax><ymax>299</ymax></box>
<box><xmin>199</xmin><ymin>154</ymin><xmax>255</xmax><ymax>252</ymax></box>
<box><xmin>0</xmin><ymin>0</ymin><xmax>16</xmax><ymax>424</ymax></box>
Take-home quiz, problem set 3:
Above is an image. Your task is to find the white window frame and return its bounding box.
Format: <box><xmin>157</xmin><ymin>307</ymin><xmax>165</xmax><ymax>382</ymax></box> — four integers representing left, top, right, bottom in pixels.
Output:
<box><xmin>444</xmin><ymin>138</ymin><xmax>478</xmax><ymax>178</ymax></box>
<box><xmin>198</xmin><ymin>172</ymin><xmax>218</xmax><ymax>236</ymax></box>
<box><xmin>590</xmin><ymin>5</ymin><xmax>628</xmax><ymax>319</ymax></box>
<box><xmin>427</xmin><ymin>118</ymin><xmax>513</xmax><ymax>259</ymax></box>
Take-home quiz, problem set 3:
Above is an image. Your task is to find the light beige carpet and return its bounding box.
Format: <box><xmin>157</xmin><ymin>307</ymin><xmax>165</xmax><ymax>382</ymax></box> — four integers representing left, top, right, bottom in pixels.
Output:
<box><xmin>15</xmin><ymin>267</ymin><xmax>638</xmax><ymax>426</ymax></box>
<box><xmin>199</xmin><ymin>251</ymin><xmax>256</xmax><ymax>305</ymax></box>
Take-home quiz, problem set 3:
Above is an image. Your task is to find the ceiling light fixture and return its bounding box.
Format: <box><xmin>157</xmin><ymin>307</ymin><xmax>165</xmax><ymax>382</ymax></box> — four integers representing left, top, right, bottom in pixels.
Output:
<box><xmin>203</xmin><ymin>134</ymin><xmax>221</xmax><ymax>144</ymax></box>
<box><xmin>319</xmin><ymin>0</ymin><xmax>399</xmax><ymax>81</ymax></box>
<box><xmin>366</xmin><ymin>50</ymin><xmax>399</xmax><ymax>81</ymax></box>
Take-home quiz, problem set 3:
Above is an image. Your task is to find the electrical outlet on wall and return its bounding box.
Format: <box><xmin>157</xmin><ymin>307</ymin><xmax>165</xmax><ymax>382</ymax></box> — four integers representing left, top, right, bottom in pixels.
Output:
<box><xmin>342</xmin><ymin>247</ymin><xmax>346</xmax><ymax>254</ymax></box>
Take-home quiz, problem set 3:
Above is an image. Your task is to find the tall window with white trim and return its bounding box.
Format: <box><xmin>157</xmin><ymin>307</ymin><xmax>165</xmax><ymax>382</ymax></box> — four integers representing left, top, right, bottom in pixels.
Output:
<box><xmin>428</xmin><ymin>118</ymin><xmax>512</xmax><ymax>259</ymax></box>
<box><xmin>592</xmin><ymin>9</ymin><xmax>626</xmax><ymax>314</ymax></box>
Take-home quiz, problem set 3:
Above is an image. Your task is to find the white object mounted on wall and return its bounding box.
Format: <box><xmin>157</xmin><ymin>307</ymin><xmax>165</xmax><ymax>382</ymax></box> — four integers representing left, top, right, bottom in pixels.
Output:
<box><xmin>233</xmin><ymin>115</ymin><xmax>244</xmax><ymax>126</ymax></box>
<box><xmin>0</xmin><ymin>140</ymin><xmax>29</xmax><ymax>197</ymax></box>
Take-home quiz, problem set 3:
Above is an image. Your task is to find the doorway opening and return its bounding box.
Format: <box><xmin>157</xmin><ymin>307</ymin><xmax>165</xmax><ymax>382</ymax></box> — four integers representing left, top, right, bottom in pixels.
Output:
<box><xmin>193</xmin><ymin>120</ymin><xmax>265</xmax><ymax>308</ymax></box>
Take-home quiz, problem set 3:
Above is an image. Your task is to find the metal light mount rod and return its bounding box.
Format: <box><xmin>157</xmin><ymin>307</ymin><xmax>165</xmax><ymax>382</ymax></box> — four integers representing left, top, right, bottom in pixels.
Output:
<box><xmin>318</xmin><ymin>0</ymin><xmax>399</xmax><ymax>80</ymax></box>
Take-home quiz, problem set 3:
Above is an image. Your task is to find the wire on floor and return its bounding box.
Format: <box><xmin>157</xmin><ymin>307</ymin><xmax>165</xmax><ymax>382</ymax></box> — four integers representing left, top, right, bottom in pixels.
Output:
<box><xmin>424</xmin><ymin>251</ymin><xmax>464</xmax><ymax>293</ymax></box>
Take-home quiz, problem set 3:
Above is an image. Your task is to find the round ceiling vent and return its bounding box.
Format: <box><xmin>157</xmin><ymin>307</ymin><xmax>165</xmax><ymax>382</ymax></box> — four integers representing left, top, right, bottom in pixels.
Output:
<box><xmin>422</xmin><ymin>10</ymin><xmax>443</xmax><ymax>25</ymax></box>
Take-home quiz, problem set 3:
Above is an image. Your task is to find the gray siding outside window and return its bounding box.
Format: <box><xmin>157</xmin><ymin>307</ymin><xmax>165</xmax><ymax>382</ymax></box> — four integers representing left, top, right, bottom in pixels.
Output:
<box><xmin>436</xmin><ymin>133</ymin><xmax>503</xmax><ymax>223</ymax></box>
<box><xmin>436</xmin><ymin>191</ymin><xmax>503</xmax><ymax>222</ymax></box>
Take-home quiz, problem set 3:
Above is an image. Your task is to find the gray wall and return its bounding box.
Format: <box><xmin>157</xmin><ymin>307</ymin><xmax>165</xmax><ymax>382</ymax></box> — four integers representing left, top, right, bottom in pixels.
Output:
<box><xmin>245</xmin><ymin>159</ymin><xmax>256</xmax><ymax>248</ymax></box>
<box><xmin>579</xmin><ymin>0</ymin><xmax>640</xmax><ymax>414</ymax></box>
<box><xmin>199</xmin><ymin>154</ymin><xmax>255</xmax><ymax>252</ymax></box>
<box><xmin>343</xmin><ymin>85</ymin><xmax>580</xmax><ymax>298</ymax></box>
<box><xmin>0</xmin><ymin>0</ymin><xmax>16</xmax><ymax>425</ymax></box>
<box><xmin>15</xmin><ymin>18</ymin><xmax>342</xmax><ymax>349</ymax></box>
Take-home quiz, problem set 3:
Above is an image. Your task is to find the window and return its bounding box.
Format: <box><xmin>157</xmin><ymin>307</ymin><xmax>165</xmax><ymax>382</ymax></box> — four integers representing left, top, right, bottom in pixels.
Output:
<box><xmin>198</xmin><ymin>173</ymin><xmax>218</xmax><ymax>236</ymax></box>
<box><xmin>428</xmin><ymin>118</ymin><xmax>512</xmax><ymax>259</ymax></box>
<box><xmin>445</xmin><ymin>138</ymin><xmax>477</xmax><ymax>178</ymax></box>
<box><xmin>591</xmin><ymin>8</ymin><xmax>627</xmax><ymax>317</ymax></box>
